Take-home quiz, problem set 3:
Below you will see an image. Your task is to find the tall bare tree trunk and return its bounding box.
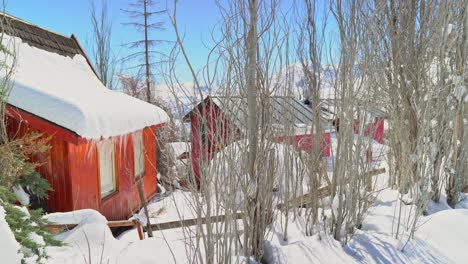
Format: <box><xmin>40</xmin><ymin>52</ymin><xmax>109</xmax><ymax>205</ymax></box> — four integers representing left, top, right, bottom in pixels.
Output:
<box><xmin>122</xmin><ymin>0</ymin><xmax>165</xmax><ymax>102</ymax></box>
<box><xmin>246</xmin><ymin>1</ymin><xmax>258</xmax><ymax>184</ymax></box>
<box><xmin>143</xmin><ymin>0</ymin><xmax>152</xmax><ymax>103</ymax></box>
<box><xmin>446</xmin><ymin>0</ymin><xmax>467</xmax><ymax>208</ymax></box>
<box><xmin>137</xmin><ymin>179</ymin><xmax>153</xmax><ymax>237</ymax></box>
<box><xmin>246</xmin><ymin>0</ymin><xmax>261</xmax><ymax>260</ymax></box>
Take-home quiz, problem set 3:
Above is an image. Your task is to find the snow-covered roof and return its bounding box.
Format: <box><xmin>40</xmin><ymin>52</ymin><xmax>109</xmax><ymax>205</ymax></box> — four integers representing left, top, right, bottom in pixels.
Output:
<box><xmin>185</xmin><ymin>96</ymin><xmax>332</xmax><ymax>132</ymax></box>
<box><xmin>321</xmin><ymin>99</ymin><xmax>388</xmax><ymax>120</ymax></box>
<box><xmin>1</xmin><ymin>15</ymin><xmax>169</xmax><ymax>140</ymax></box>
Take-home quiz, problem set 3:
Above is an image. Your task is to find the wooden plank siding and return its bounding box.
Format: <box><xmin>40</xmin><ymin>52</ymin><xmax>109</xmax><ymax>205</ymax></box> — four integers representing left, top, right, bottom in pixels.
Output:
<box><xmin>6</xmin><ymin>108</ymin><xmax>161</xmax><ymax>221</ymax></box>
<box><xmin>68</xmin><ymin>143</ymin><xmax>100</xmax><ymax>212</ymax></box>
<box><xmin>5</xmin><ymin>114</ymin><xmax>74</xmax><ymax>213</ymax></box>
<box><xmin>42</xmin><ymin>137</ymin><xmax>72</xmax><ymax>213</ymax></box>
<box><xmin>190</xmin><ymin>100</ymin><xmax>232</xmax><ymax>185</ymax></box>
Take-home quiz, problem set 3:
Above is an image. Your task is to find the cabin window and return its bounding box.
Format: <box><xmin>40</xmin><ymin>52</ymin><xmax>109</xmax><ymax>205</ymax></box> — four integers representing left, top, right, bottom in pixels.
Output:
<box><xmin>98</xmin><ymin>140</ymin><xmax>116</xmax><ymax>198</ymax></box>
<box><xmin>133</xmin><ymin>131</ymin><xmax>145</xmax><ymax>178</ymax></box>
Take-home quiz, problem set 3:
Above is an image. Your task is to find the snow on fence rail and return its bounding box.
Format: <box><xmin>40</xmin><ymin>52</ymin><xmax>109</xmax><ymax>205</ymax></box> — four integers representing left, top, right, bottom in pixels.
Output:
<box><xmin>277</xmin><ymin>168</ymin><xmax>386</xmax><ymax>211</ymax></box>
<box><xmin>143</xmin><ymin>212</ymin><xmax>245</xmax><ymax>232</ymax></box>
<box><xmin>46</xmin><ymin>219</ymin><xmax>144</xmax><ymax>240</ymax></box>
<box><xmin>46</xmin><ymin>212</ymin><xmax>246</xmax><ymax>238</ymax></box>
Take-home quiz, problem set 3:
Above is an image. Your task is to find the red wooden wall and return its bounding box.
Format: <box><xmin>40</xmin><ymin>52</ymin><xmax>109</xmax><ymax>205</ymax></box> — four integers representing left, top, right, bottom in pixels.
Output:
<box><xmin>6</xmin><ymin>114</ymin><xmax>73</xmax><ymax>213</ymax></box>
<box><xmin>191</xmin><ymin>101</ymin><xmax>231</xmax><ymax>185</ymax></box>
<box><xmin>363</xmin><ymin>118</ymin><xmax>384</xmax><ymax>144</ymax></box>
<box><xmin>6</xmin><ymin>106</ymin><xmax>160</xmax><ymax>220</ymax></box>
<box><xmin>289</xmin><ymin>133</ymin><xmax>332</xmax><ymax>156</ymax></box>
<box><xmin>336</xmin><ymin>117</ymin><xmax>385</xmax><ymax>144</ymax></box>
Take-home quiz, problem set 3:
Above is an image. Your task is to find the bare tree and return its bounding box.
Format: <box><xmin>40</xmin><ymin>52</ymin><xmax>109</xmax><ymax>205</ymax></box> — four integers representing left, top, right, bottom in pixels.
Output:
<box><xmin>445</xmin><ymin>0</ymin><xmax>467</xmax><ymax>207</ymax></box>
<box><xmin>244</xmin><ymin>0</ymin><xmax>264</xmax><ymax>260</ymax></box>
<box><xmin>165</xmin><ymin>0</ymin><xmax>294</xmax><ymax>262</ymax></box>
<box><xmin>295</xmin><ymin>0</ymin><xmax>329</xmax><ymax>236</ymax></box>
<box><xmin>356</xmin><ymin>0</ymin><xmax>468</xmax><ymax>244</ymax></box>
<box><xmin>122</xmin><ymin>0</ymin><xmax>166</xmax><ymax>103</ymax></box>
<box><xmin>156</xmin><ymin>0</ymin><xmax>466</xmax><ymax>261</ymax></box>
<box><xmin>119</xmin><ymin>74</ymin><xmax>144</xmax><ymax>98</ymax></box>
<box><xmin>90</xmin><ymin>0</ymin><xmax>115</xmax><ymax>89</ymax></box>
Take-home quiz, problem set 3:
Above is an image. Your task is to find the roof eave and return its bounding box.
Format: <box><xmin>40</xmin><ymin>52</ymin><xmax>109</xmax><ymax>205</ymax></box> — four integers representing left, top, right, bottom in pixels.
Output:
<box><xmin>182</xmin><ymin>96</ymin><xmax>214</xmax><ymax>121</ymax></box>
<box><xmin>6</xmin><ymin>104</ymin><xmax>84</xmax><ymax>145</ymax></box>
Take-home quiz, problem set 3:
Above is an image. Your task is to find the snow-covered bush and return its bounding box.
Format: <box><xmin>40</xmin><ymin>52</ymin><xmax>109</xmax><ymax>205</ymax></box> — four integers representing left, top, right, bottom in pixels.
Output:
<box><xmin>0</xmin><ymin>187</ymin><xmax>62</xmax><ymax>263</ymax></box>
<box><xmin>0</xmin><ymin>135</ymin><xmax>63</xmax><ymax>263</ymax></box>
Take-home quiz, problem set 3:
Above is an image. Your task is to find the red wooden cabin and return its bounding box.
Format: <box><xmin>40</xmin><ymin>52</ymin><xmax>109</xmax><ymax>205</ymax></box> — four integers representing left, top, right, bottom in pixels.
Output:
<box><xmin>3</xmin><ymin>14</ymin><xmax>169</xmax><ymax>220</ymax></box>
<box><xmin>184</xmin><ymin>96</ymin><xmax>332</xmax><ymax>185</ymax></box>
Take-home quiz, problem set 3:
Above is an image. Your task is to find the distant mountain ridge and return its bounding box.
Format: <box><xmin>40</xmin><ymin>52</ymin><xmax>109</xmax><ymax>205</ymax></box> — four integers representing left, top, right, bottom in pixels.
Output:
<box><xmin>152</xmin><ymin>64</ymin><xmax>337</xmax><ymax>119</ymax></box>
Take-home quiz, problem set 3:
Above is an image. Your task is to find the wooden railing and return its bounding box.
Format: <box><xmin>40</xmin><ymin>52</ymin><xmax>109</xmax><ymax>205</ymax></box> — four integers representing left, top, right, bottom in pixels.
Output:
<box><xmin>46</xmin><ymin>219</ymin><xmax>144</xmax><ymax>240</ymax></box>
<box><xmin>143</xmin><ymin>212</ymin><xmax>245</xmax><ymax>232</ymax></box>
<box><xmin>46</xmin><ymin>213</ymin><xmax>245</xmax><ymax>239</ymax></box>
<box><xmin>277</xmin><ymin>168</ymin><xmax>386</xmax><ymax>211</ymax></box>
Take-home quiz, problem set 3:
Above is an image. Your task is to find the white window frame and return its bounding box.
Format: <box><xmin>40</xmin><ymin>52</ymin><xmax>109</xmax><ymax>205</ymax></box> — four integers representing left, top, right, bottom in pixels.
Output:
<box><xmin>133</xmin><ymin>131</ymin><xmax>146</xmax><ymax>178</ymax></box>
<box><xmin>98</xmin><ymin>140</ymin><xmax>117</xmax><ymax>198</ymax></box>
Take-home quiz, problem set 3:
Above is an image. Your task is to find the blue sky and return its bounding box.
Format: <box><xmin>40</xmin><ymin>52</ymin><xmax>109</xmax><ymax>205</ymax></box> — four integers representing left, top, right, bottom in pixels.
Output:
<box><xmin>6</xmin><ymin>0</ymin><xmax>221</xmax><ymax>82</ymax></box>
<box><xmin>6</xmin><ymin>0</ymin><xmax>334</xmax><ymax>83</ymax></box>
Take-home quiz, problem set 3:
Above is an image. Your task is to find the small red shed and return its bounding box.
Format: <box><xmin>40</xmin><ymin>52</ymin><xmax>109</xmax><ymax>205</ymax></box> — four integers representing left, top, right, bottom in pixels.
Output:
<box><xmin>2</xmin><ymin>14</ymin><xmax>169</xmax><ymax>220</ymax></box>
<box><xmin>184</xmin><ymin>96</ymin><xmax>332</xmax><ymax>185</ymax></box>
<box><xmin>321</xmin><ymin>99</ymin><xmax>386</xmax><ymax>144</ymax></box>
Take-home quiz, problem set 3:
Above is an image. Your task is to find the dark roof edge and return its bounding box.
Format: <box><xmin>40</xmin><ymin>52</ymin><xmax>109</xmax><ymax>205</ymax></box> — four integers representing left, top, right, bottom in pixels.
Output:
<box><xmin>183</xmin><ymin>96</ymin><xmax>213</xmax><ymax>121</ymax></box>
<box><xmin>70</xmin><ymin>34</ymin><xmax>102</xmax><ymax>84</ymax></box>
<box><xmin>0</xmin><ymin>12</ymin><xmax>71</xmax><ymax>39</ymax></box>
<box><xmin>0</xmin><ymin>12</ymin><xmax>104</xmax><ymax>85</ymax></box>
<box><xmin>0</xmin><ymin>12</ymin><xmax>82</xmax><ymax>57</ymax></box>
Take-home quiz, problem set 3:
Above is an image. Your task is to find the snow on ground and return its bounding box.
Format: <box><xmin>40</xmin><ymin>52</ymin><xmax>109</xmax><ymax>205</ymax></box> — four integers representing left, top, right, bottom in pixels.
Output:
<box><xmin>412</xmin><ymin>209</ymin><xmax>468</xmax><ymax>264</ymax></box>
<box><xmin>132</xmin><ymin>191</ymin><xmax>199</xmax><ymax>225</ymax></box>
<box><xmin>168</xmin><ymin>142</ymin><xmax>192</xmax><ymax>182</ymax></box>
<box><xmin>265</xmin><ymin>214</ymin><xmax>357</xmax><ymax>264</ymax></box>
<box><xmin>44</xmin><ymin>208</ymin><xmax>196</xmax><ymax>264</ymax></box>
<box><xmin>2</xmin><ymin>35</ymin><xmax>169</xmax><ymax>139</ymax></box>
<box><xmin>6</xmin><ymin>136</ymin><xmax>464</xmax><ymax>263</ymax></box>
<box><xmin>346</xmin><ymin>189</ymin><xmax>442</xmax><ymax>264</ymax></box>
<box><xmin>44</xmin><ymin>210</ymin><xmax>122</xmax><ymax>264</ymax></box>
<box><xmin>0</xmin><ymin>205</ymin><xmax>22</xmax><ymax>264</ymax></box>
<box><xmin>118</xmin><ymin>228</ymin><xmax>192</xmax><ymax>263</ymax></box>
<box><xmin>265</xmin><ymin>187</ymin><xmax>468</xmax><ymax>264</ymax></box>
<box><xmin>31</xmin><ymin>185</ymin><xmax>468</xmax><ymax>264</ymax></box>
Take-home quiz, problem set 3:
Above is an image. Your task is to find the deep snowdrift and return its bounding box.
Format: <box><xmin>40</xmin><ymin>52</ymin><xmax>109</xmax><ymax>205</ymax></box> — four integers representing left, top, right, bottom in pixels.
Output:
<box><xmin>415</xmin><ymin>209</ymin><xmax>468</xmax><ymax>263</ymax></box>
<box><xmin>5</xmin><ymin>189</ymin><xmax>462</xmax><ymax>264</ymax></box>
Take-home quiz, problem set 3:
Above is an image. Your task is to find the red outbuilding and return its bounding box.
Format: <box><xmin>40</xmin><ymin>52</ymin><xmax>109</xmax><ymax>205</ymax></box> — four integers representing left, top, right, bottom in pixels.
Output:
<box><xmin>321</xmin><ymin>99</ymin><xmax>386</xmax><ymax>144</ymax></box>
<box><xmin>2</xmin><ymin>14</ymin><xmax>169</xmax><ymax>220</ymax></box>
<box><xmin>184</xmin><ymin>96</ymin><xmax>332</xmax><ymax>185</ymax></box>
